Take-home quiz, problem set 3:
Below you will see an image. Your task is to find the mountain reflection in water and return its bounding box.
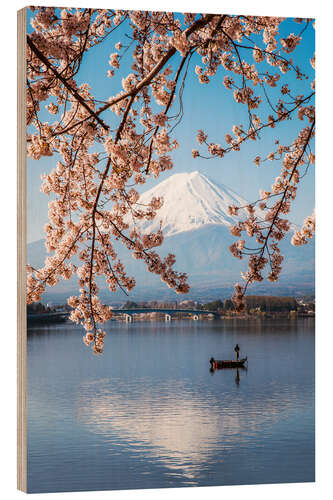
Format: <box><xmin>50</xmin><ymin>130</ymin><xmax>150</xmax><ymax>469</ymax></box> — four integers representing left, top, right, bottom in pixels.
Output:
<box><xmin>75</xmin><ymin>375</ymin><xmax>306</xmax><ymax>481</ymax></box>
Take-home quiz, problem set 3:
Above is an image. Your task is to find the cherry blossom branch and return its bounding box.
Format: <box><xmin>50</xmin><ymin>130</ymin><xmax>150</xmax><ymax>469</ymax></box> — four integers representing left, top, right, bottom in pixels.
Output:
<box><xmin>232</xmin><ymin>120</ymin><xmax>315</xmax><ymax>310</ymax></box>
<box><xmin>27</xmin><ymin>35</ymin><xmax>109</xmax><ymax>131</ymax></box>
<box><xmin>95</xmin><ymin>14</ymin><xmax>217</xmax><ymax>114</ymax></box>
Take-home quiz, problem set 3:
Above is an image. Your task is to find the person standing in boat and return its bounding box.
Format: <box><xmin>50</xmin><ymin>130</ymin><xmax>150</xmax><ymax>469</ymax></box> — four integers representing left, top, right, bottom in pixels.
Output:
<box><xmin>234</xmin><ymin>344</ymin><xmax>240</xmax><ymax>361</ymax></box>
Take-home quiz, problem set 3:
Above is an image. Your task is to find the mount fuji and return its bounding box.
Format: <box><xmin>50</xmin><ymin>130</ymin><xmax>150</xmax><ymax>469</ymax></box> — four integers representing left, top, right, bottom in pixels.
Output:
<box><xmin>28</xmin><ymin>171</ymin><xmax>314</xmax><ymax>302</ymax></box>
<box><xmin>136</xmin><ymin>171</ymin><xmax>253</xmax><ymax>237</ymax></box>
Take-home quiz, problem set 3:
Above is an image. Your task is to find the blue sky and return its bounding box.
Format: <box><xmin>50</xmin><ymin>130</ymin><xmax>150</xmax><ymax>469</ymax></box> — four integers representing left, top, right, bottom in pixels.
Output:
<box><xmin>27</xmin><ymin>10</ymin><xmax>315</xmax><ymax>243</ymax></box>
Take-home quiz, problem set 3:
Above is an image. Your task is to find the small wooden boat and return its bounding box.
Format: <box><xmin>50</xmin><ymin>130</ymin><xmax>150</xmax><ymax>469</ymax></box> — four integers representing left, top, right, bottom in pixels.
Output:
<box><xmin>210</xmin><ymin>356</ymin><xmax>247</xmax><ymax>369</ymax></box>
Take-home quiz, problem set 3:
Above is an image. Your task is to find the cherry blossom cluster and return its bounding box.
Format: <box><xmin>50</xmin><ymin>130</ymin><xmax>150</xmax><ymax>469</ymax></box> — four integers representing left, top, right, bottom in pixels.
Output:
<box><xmin>291</xmin><ymin>210</ymin><xmax>315</xmax><ymax>246</ymax></box>
<box><xmin>226</xmin><ymin>118</ymin><xmax>315</xmax><ymax>311</ymax></box>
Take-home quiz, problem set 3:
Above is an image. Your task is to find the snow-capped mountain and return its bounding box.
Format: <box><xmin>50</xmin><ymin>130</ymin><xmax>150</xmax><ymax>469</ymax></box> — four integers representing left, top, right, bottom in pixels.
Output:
<box><xmin>27</xmin><ymin>171</ymin><xmax>315</xmax><ymax>301</ymax></box>
<box><xmin>137</xmin><ymin>171</ymin><xmax>251</xmax><ymax>237</ymax></box>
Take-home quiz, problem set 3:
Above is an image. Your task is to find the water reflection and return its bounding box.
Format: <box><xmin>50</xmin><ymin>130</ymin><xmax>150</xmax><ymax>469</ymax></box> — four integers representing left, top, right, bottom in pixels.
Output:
<box><xmin>235</xmin><ymin>367</ymin><xmax>240</xmax><ymax>386</ymax></box>
<box><xmin>210</xmin><ymin>365</ymin><xmax>247</xmax><ymax>385</ymax></box>
<box><xmin>74</xmin><ymin>373</ymin><xmax>309</xmax><ymax>482</ymax></box>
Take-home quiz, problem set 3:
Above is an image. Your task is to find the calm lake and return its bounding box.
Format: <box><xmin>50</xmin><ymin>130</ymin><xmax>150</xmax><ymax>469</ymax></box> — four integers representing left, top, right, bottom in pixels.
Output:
<box><xmin>27</xmin><ymin>318</ymin><xmax>315</xmax><ymax>493</ymax></box>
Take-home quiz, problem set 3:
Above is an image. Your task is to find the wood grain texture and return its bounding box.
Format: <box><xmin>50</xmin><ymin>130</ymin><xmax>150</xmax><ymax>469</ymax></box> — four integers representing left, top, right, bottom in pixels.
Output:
<box><xmin>17</xmin><ymin>6</ymin><xmax>27</xmax><ymax>493</ymax></box>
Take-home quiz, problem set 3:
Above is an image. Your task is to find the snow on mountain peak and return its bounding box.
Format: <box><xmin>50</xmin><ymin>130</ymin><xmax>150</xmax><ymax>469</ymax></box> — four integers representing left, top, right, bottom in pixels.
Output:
<box><xmin>136</xmin><ymin>171</ymin><xmax>250</xmax><ymax>237</ymax></box>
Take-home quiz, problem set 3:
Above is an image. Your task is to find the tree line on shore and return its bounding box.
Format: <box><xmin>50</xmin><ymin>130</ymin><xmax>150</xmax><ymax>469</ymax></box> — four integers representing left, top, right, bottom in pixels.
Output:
<box><xmin>121</xmin><ymin>296</ymin><xmax>314</xmax><ymax>314</ymax></box>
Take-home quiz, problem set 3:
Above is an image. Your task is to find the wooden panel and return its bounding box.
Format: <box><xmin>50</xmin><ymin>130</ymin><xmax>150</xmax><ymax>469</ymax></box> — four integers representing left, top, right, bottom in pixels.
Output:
<box><xmin>17</xmin><ymin>6</ymin><xmax>27</xmax><ymax>493</ymax></box>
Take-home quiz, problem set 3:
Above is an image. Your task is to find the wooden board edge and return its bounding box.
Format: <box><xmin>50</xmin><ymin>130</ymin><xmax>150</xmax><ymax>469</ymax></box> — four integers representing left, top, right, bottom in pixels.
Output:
<box><xmin>17</xmin><ymin>6</ymin><xmax>27</xmax><ymax>493</ymax></box>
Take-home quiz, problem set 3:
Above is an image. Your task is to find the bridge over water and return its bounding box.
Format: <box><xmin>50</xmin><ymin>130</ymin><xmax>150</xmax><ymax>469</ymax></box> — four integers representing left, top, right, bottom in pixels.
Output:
<box><xmin>111</xmin><ymin>308</ymin><xmax>220</xmax><ymax>322</ymax></box>
<box><xmin>27</xmin><ymin>308</ymin><xmax>220</xmax><ymax>325</ymax></box>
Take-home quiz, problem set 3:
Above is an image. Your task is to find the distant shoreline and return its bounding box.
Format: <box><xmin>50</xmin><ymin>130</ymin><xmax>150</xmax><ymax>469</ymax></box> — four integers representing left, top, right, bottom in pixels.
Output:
<box><xmin>27</xmin><ymin>310</ymin><xmax>315</xmax><ymax>328</ymax></box>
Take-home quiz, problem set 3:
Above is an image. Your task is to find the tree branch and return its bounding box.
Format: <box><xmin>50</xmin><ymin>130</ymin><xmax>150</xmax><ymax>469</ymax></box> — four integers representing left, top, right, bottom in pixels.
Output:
<box><xmin>27</xmin><ymin>35</ymin><xmax>110</xmax><ymax>131</ymax></box>
<box><xmin>95</xmin><ymin>13</ymin><xmax>219</xmax><ymax>115</ymax></box>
